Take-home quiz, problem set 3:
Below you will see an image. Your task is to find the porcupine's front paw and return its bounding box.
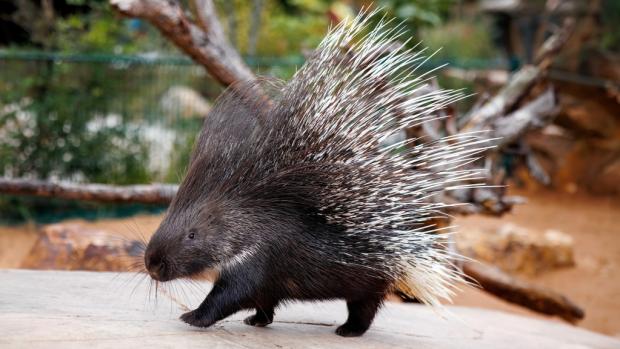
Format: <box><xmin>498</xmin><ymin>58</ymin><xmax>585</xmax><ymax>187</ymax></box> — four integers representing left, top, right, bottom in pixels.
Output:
<box><xmin>180</xmin><ymin>309</ymin><xmax>215</xmax><ymax>328</ymax></box>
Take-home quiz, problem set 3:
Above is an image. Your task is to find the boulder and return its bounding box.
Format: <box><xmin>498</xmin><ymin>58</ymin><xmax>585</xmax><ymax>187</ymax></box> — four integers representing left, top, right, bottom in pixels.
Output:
<box><xmin>20</xmin><ymin>223</ymin><xmax>144</xmax><ymax>272</ymax></box>
<box><xmin>456</xmin><ymin>223</ymin><xmax>575</xmax><ymax>276</ymax></box>
<box><xmin>160</xmin><ymin>85</ymin><xmax>211</xmax><ymax>118</ymax></box>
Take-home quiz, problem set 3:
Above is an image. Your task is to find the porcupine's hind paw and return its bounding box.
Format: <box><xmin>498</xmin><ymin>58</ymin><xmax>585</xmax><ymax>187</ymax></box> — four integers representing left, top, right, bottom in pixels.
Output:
<box><xmin>335</xmin><ymin>323</ymin><xmax>368</xmax><ymax>337</ymax></box>
<box><xmin>243</xmin><ymin>314</ymin><xmax>272</xmax><ymax>327</ymax></box>
<box><xmin>180</xmin><ymin>309</ymin><xmax>215</xmax><ymax>328</ymax></box>
<box><xmin>335</xmin><ymin>297</ymin><xmax>381</xmax><ymax>337</ymax></box>
<box><xmin>243</xmin><ymin>306</ymin><xmax>275</xmax><ymax>327</ymax></box>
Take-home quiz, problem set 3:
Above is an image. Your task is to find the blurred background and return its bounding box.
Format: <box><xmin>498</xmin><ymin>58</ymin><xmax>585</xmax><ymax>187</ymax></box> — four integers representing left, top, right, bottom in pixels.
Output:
<box><xmin>0</xmin><ymin>0</ymin><xmax>618</xmax><ymax>338</ymax></box>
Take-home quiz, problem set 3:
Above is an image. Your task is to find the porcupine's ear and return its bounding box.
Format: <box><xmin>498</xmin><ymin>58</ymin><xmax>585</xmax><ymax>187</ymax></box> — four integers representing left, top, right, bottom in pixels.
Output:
<box><xmin>190</xmin><ymin>77</ymin><xmax>286</xmax><ymax>164</ymax></box>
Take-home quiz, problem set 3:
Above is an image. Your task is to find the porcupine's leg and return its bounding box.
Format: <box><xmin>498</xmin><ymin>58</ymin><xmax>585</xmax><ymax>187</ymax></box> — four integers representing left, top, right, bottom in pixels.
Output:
<box><xmin>336</xmin><ymin>296</ymin><xmax>383</xmax><ymax>337</ymax></box>
<box><xmin>180</xmin><ymin>276</ymin><xmax>252</xmax><ymax>328</ymax></box>
<box><xmin>243</xmin><ymin>301</ymin><xmax>278</xmax><ymax>327</ymax></box>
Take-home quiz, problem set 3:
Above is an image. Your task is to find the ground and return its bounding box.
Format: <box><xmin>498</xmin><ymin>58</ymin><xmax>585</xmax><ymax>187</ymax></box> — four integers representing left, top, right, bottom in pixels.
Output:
<box><xmin>1</xmin><ymin>188</ymin><xmax>619</xmax><ymax>337</ymax></box>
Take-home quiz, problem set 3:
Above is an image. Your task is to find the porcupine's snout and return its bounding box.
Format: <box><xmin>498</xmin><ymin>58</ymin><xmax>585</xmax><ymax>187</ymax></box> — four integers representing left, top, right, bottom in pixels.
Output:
<box><xmin>145</xmin><ymin>248</ymin><xmax>170</xmax><ymax>282</ymax></box>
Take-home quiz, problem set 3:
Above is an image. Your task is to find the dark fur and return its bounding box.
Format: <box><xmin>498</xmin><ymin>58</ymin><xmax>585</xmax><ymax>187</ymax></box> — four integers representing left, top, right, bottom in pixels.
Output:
<box><xmin>144</xmin><ymin>80</ymin><xmax>394</xmax><ymax>336</ymax></box>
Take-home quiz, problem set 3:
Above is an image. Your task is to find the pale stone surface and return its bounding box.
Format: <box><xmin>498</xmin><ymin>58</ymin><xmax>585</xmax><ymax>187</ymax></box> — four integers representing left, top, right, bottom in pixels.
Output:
<box><xmin>457</xmin><ymin>223</ymin><xmax>575</xmax><ymax>276</ymax></box>
<box><xmin>1</xmin><ymin>269</ymin><xmax>618</xmax><ymax>349</ymax></box>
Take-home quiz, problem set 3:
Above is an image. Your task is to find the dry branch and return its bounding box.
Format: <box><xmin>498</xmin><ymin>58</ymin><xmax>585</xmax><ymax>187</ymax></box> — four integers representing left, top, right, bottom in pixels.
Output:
<box><xmin>460</xmin><ymin>19</ymin><xmax>574</xmax><ymax>131</ymax></box>
<box><xmin>444</xmin><ymin>19</ymin><xmax>575</xmax><ymax>214</ymax></box>
<box><xmin>110</xmin><ymin>0</ymin><xmax>254</xmax><ymax>87</ymax></box>
<box><xmin>462</xmin><ymin>261</ymin><xmax>585</xmax><ymax>323</ymax></box>
<box><xmin>461</xmin><ymin>66</ymin><xmax>541</xmax><ymax>130</ymax></box>
<box><xmin>487</xmin><ymin>87</ymin><xmax>559</xmax><ymax>151</ymax></box>
<box><xmin>534</xmin><ymin>18</ymin><xmax>576</xmax><ymax>68</ymax></box>
<box><xmin>0</xmin><ymin>178</ymin><xmax>177</xmax><ymax>204</ymax></box>
<box><xmin>443</xmin><ymin>189</ymin><xmax>527</xmax><ymax>217</ymax></box>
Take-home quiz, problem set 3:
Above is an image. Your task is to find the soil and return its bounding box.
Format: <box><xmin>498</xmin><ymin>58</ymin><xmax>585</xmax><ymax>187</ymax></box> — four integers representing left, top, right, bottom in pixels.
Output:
<box><xmin>453</xmin><ymin>188</ymin><xmax>620</xmax><ymax>338</ymax></box>
<box><xmin>1</xmin><ymin>188</ymin><xmax>618</xmax><ymax>336</ymax></box>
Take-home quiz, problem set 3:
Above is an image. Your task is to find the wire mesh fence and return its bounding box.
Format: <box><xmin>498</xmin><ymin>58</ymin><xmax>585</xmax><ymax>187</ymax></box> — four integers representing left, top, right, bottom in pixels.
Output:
<box><xmin>0</xmin><ymin>51</ymin><xmax>307</xmax><ymax>222</ymax></box>
<box><xmin>1</xmin><ymin>53</ymin><xmax>204</xmax><ymax>184</ymax></box>
<box><xmin>0</xmin><ymin>51</ymin><xmax>312</xmax><ymax>183</ymax></box>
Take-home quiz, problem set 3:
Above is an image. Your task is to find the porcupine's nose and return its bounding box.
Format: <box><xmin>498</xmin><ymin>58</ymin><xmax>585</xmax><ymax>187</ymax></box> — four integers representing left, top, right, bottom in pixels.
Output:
<box><xmin>145</xmin><ymin>254</ymin><xmax>167</xmax><ymax>281</ymax></box>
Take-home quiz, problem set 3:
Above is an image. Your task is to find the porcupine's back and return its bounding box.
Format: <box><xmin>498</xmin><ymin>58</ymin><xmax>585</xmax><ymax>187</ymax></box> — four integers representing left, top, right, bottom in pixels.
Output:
<box><xmin>193</xmin><ymin>11</ymin><xmax>490</xmax><ymax>306</ymax></box>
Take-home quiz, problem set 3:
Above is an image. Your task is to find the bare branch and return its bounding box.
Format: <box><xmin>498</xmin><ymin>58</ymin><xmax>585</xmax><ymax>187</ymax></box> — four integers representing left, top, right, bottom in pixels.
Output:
<box><xmin>192</xmin><ymin>0</ymin><xmax>225</xmax><ymax>40</ymax></box>
<box><xmin>0</xmin><ymin>178</ymin><xmax>177</xmax><ymax>204</ymax></box>
<box><xmin>461</xmin><ymin>66</ymin><xmax>541</xmax><ymax>130</ymax></box>
<box><xmin>487</xmin><ymin>87</ymin><xmax>559</xmax><ymax>150</ymax></box>
<box><xmin>460</xmin><ymin>19</ymin><xmax>574</xmax><ymax>131</ymax></box>
<box><xmin>534</xmin><ymin>18</ymin><xmax>576</xmax><ymax>67</ymax></box>
<box><xmin>109</xmin><ymin>0</ymin><xmax>254</xmax><ymax>87</ymax></box>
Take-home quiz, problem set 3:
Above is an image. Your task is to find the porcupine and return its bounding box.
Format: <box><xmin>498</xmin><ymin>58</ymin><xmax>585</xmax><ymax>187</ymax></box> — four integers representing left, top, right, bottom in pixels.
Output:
<box><xmin>143</xmin><ymin>11</ymin><xmax>487</xmax><ymax>337</ymax></box>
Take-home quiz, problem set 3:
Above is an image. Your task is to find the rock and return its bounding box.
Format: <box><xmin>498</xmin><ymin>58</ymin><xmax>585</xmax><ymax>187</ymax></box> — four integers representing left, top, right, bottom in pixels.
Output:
<box><xmin>20</xmin><ymin>224</ymin><xmax>143</xmax><ymax>272</ymax></box>
<box><xmin>1</xmin><ymin>269</ymin><xmax>618</xmax><ymax>349</ymax></box>
<box><xmin>456</xmin><ymin>223</ymin><xmax>575</xmax><ymax>276</ymax></box>
<box><xmin>160</xmin><ymin>85</ymin><xmax>211</xmax><ymax>118</ymax></box>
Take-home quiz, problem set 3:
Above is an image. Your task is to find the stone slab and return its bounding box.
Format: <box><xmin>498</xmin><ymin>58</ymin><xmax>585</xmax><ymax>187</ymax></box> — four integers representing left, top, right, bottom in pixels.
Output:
<box><xmin>0</xmin><ymin>269</ymin><xmax>618</xmax><ymax>349</ymax></box>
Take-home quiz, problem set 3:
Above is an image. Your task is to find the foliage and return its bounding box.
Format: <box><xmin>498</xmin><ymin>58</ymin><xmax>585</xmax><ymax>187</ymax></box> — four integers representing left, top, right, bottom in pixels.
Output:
<box><xmin>600</xmin><ymin>0</ymin><xmax>620</xmax><ymax>52</ymax></box>
<box><xmin>0</xmin><ymin>61</ymin><xmax>151</xmax><ymax>184</ymax></box>
<box><xmin>420</xmin><ymin>18</ymin><xmax>499</xmax><ymax>62</ymax></box>
<box><xmin>163</xmin><ymin>118</ymin><xmax>204</xmax><ymax>183</ymax></box>
<box><xmin>216</xmin><ymin>0</ymin><xmax>328</xmax><ymax>56</ymax></box>
<box><xmin>377</xmin><ymin>0</ymin><xmax>454</xmax><ymax>33</ymax></box>
<box><xmin>0</xmin><ymin>58</ymin><xmax>208</xmax><ymax>222</ymax></box>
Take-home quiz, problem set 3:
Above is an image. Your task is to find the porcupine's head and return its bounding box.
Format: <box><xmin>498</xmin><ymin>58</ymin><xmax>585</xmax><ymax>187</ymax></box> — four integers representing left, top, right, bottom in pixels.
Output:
<box><xmin>144</xmin><ymin>194</ymin><xmax>253</xmax><ymax>282</ymax></box>
<box><xmin>144</xmin><ymin>82</ymin><xmax>281</xmax><ymax>282</ymax></box>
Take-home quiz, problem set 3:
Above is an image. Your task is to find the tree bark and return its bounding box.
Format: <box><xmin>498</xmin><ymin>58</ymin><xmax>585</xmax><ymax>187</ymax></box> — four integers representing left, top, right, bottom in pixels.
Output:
<box><xmin>109</xmin><ymin>0</ymin><xmax>254</xmax><ymax>87</ymax></box>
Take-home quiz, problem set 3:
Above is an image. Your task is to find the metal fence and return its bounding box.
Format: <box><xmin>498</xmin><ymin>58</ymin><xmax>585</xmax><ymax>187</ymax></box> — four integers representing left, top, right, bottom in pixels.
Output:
<box><xmin>0</xmin><ymin>51</ymin><xmax>307</xmax><ymax>222</ymax></box>
<box><xmin>2</xmin><ymin>52</ymin><xmax>212</xmax><ymax>183</ymax></box>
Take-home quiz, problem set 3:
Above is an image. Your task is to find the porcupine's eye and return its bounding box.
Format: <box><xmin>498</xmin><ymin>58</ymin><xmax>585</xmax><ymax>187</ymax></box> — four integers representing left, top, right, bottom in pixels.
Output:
<box><xmin>188</xmin><ymin>230</ymin><xmax>196</xmax><ymax>239</ymax></box>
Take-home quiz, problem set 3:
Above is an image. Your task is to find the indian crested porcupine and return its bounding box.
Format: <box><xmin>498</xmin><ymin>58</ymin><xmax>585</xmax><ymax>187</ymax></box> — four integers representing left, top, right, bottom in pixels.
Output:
<box><xmin>144</xmin><ymin>11</ymin><xmax>487</xmax><ymax>337</ymax></box>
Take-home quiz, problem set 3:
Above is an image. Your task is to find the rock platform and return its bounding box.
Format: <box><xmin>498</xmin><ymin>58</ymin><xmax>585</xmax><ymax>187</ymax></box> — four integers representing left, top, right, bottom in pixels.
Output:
<box><xmin>1</xmin><ymin>269</ymin><xmax>618</xmax><ymax>348</ymax></box>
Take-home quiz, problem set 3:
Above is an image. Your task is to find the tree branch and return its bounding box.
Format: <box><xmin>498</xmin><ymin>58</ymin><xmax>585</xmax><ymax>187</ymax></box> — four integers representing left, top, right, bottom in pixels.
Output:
<box><xmin>460</xmin><ymin>19</ymin><xmax>574</xmax><ymax>131</ymax></box>
<box><xmin>109</xmin><ymin>0</ymin><xmax>254</xmax><ymax>87</ymax></box>
<box><xmin>0</xmin><ymin>178</ymin><xmax>177</xmax><ymax>204</ymax></box>
<box><xmin>487</xmin><ymin>87</ymin><xmax>559</xmax><ymax>151</ymax></box>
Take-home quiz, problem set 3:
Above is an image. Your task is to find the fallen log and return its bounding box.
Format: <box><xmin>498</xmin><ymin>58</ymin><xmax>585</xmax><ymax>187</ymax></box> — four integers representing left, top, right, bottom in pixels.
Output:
<box><xmin>462</xmin><ymin>260</ymin><xmax>585</xmax><ymax>323</ymax></box>
<box><xmin>2</xmin><ymin>177</ymin><xmax>525</xmax><ymax>218</ymax></box>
